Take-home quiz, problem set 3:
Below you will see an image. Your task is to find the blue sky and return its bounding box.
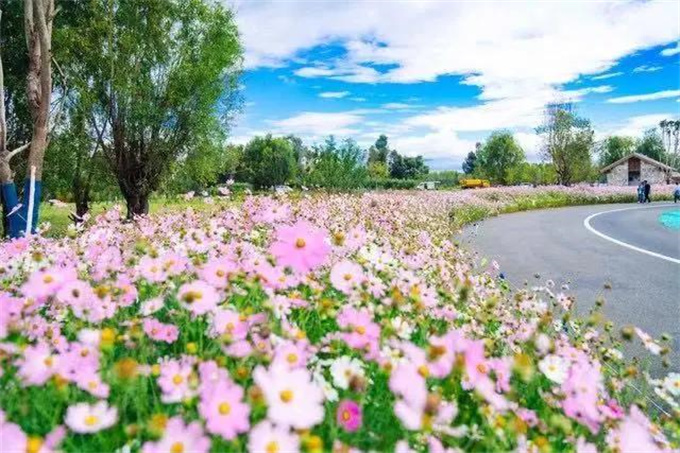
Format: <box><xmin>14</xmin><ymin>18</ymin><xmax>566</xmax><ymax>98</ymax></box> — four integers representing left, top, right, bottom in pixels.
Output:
<box><xmin>228</xmin><ymin>0</ymin><xmax>680</xmax><ymax>170</ymax></box>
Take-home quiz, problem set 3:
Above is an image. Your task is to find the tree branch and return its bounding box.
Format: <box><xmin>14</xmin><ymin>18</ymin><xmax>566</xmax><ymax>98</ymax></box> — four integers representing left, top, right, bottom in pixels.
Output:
<box><xmin>7</xmin><ymin>143</ymin><xmax>31</xmax><ymax>161</ymax></box>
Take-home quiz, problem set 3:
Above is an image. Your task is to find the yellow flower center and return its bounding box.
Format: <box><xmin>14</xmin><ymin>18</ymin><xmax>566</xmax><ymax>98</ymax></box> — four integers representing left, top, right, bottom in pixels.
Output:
<box><xmin>286</xmin><ymin>353</ymin><xmax>298</xmax><ymax>364</ymax></box>
<box><xmin>43</xmin><ymin>357</ymin><xmax>54</xmax><ymax>367</ymax></box>
<box><xmin>295</xmin><ymin>238</ymin><xmax>306</xmax><ymax>249</ymax></box>
<box><xmin>84</xmin><ymin>415</ymin><xmax>99</xmax><ymax>426</ymax></box>
<box><xmin>280</xmin><ymin>389</ymin><xmax>294</xmax><ymax>403</ymax></box>
<box><xmin>343</xmin><ymin>274</ymin><xmax>352</xmax><ymax>281</ymax></box>
<box><xmin>26</xmin><ymin>437</ymin><xmax>43</xmax><ymax>453</ymax></box>
<box><xmin>216</xmin><ymin>269</ymin><xmax>226</xmax><ymax>278</ymax></box>
<box><xmin>170</xmin><ymin>442</ymin><xmax>185</xmax><ymax>453</ymax></box>
<box><xmin>418</xmin><ymin>365</ymin><xmax>429</xmax><ymax>378</ymax></box>
<box><xmin>218</xmin><ymin>402</ymin><xmax>231</xmax><ymax>415</ymax></box>
<box><xmin>355</xmin><ymin>326</ymin><xmax>366</xmax><ymax>335</ymax></box>
<box><xmin>182</xmin><ymin>290</ymin><xmax>202</xmax><ymax>304</ymax></box>
<box><xmin>173</xmin><ymin>374</ymin><xmax>184</xmax><ymax>385</ymax></box>
<box><xmin>477</xmin><ymin>363</ymin><xmax>488</xmax><ymax>374</ymax></box>
<box><xmin>342</xmin><ymin>410</ymin><xmax>351</xmax><ymax>421</ymax></box>
<box><xmin>43</xmin><ymin>275</ymin><xmax>54</xmax><ymax>284</ymax></box>
<box><xmin>266</xmin><ymin>441</ymin><xmax>279</xmax><ymax>453</ymax></box>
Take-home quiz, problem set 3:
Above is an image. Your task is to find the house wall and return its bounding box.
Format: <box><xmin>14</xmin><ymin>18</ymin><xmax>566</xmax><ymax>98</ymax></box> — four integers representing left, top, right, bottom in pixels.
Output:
<box><xmin>605</xmin><ymin>162</ymin><xmax>628</xmax><ymax>185</ymax></box>
<box><xmin>605</xmin><ymin>159</ymin><xmax>668</xmax><ymax>185</ymax></box>
<box><xmin>640</xmin><ymin>161</ymin><xmax>668</xmax><ymax>184</ymax></box>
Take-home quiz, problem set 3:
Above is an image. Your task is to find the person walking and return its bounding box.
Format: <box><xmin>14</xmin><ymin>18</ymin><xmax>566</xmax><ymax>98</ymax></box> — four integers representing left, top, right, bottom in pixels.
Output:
<box><xmin>643</xmin><ymin>180</ymin><xmax>651</xmax><ymax>203</ymax></box>
<box><xmin>674</xmin><ymin>183</ymin><xmax>680</xmax><ymax>203</ymax></box>
<box><xmin>637</xmin><ymin>182</ymin><xmax>645</xmax><ymax>203</ymax></box>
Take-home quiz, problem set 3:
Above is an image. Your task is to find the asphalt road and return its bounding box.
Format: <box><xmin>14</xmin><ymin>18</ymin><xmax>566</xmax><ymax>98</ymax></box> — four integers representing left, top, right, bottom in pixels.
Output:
<box><xmin>461</xmin><ymin>203</ymin><xmax>680</xmax><ymax>373</ymax></box>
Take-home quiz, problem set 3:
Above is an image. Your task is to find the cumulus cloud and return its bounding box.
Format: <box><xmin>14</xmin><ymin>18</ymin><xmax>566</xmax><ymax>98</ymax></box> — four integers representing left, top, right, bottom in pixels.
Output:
<box><xmin>319</xmin><ymin>91</ymin><xmax>350</xmax><ymax>98</ymax></box>
<box><xmin>269</xmin><ymin>112</ymin><xmax>363</xmax><ymax>137</ymax></box>
<box><xmin>233</xmin><ymin>0</ymin><xmax>678</xmax><ymax>101</ymax></box>
<box><xmin>660</xmin><ymin>42</ymin><xmax>680</xmax><ymax>56</ymax></box>
<box><xmin>591</xmin><ymin>72</ymin><xmax>624</xmax><ymax>80</ymax></box>
<box><xmin>633</xmin><ymin>65</ymin><xmax>663</xmax><ymax>73</ymax></box>
<box><xmin>606</xmin><ymin>89</ymin><xmax>680</xmax><ymax>104</ymax></box>
<box><xmin>605</xmin><ymin>113</ymin><xmax>679</xmax><ymax>137</ymax></box>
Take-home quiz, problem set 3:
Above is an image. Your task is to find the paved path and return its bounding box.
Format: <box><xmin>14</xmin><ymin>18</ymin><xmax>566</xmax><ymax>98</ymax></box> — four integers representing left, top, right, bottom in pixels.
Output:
<box><xmin>461</xmin><ymin>203</ymin><xmax>680</xmax><ymax>373</ymax></box>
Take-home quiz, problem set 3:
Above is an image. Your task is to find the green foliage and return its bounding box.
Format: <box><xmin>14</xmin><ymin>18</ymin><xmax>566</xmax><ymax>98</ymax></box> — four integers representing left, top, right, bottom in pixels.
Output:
<box><xmin>367</xmin><ymin>134</ymin><xmax>390</xmax><ymax>165</ymax></box>
<box><xmin>537</xmin><ymin>103</ymin><xmax>595</xmax><ymax>185</ymax></box>
<box><xmin>635</xmin><ymin>129</ymin><xmax>666</xmax><ymax>163</ymax></box>
<box><xmin>388</xmin><ymin>150</ymin><xmax>429</xmax><ymax>179</ymax></box>
<box><xmin>367</xmin><ymin>161</ymin><xmax>389</xmax><ymax>179</ymax></box>
<box><xmin>304</xmin><ymin>137</ymin><xmax>367</xmax><ymax>190</ymax></box>
<box><xmin>462</xmin><ymin>151</ymin><xmax>477</xmax><ymax>174</ymax></box>
<box><xmin>57</xmin><ymin>0</ymin><xmax>243</xmax><ymax>216</ymax></box>
<box><xmin>422</xmin><ymin>170</ymin><xmax>460</xmax><ymax>188</ymax></box>
<box><xmin>598</xmin><ymin>136</ymin><xmax>636</xmax><ymax>167</ymax></box>
<box><xmin>364</xmin><ymin>178</ymin><xmax>419</xmax><ymax>190</ymax></box>
<box><xmin>475</xmin><ymin>131</ymin><xmax>526</xmax><ymax>185</ymax></box>
<box><xmin>242</xmin><ymin>135</ymin><xmax>297</xmax><ymax>189</ymax></box>
<box><xmin>505</xmin><ymin>163</ymin><xmax>557</xmax><ymax>186</ymax></box>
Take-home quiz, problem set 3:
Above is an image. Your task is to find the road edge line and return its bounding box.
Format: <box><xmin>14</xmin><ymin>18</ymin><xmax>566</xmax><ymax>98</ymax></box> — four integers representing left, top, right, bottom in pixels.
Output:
<box><xmin>583</xmin><ymin>204</ymin><xmax>680</xmax><ymax>265</ymax></box>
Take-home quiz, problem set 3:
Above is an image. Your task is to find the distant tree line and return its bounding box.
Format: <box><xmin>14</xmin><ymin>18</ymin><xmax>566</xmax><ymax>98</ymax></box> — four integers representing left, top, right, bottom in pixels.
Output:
<box><xmin>223</xmin><ymin>134</ymin><xmax>432</xmax><ymax>191</ymax></box>
<box><xmin>461</xmin><ymin>103</ymin><xmax>675</xmax><ymax>186</ymax></box>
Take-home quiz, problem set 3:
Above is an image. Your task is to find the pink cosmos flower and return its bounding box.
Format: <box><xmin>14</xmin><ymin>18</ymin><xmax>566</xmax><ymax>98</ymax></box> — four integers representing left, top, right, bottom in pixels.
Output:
<box><xmin>269</xmin><ymin>221</ymin><xmax>330</xmax><ymax>273</ymax></box>
<box><xmin>143</xmin><ymin>318</ymin><xmax>179</xmax><ymax>344</ymax></box>
<box><xmin>158</xmin><ymin>359</ymin><xmax>195</xmax><ymax>404</ymax></box>
<box><xmin>138</xmin><ymin>256</ymin><xmax>167</xmax><ymax>283</ymax></box>
<box><xmin>247</xmin><ymin>420</ymin><xmax>300</xmax><ymax>453</ymax></box>
<box><xmin>330</xmin><ymin>260</ymin><xmax>365</xmax><ymax>294</ymax></box>
<box><xmin>561</xmin><ymin>359</ymin><xmax>604</xmax><ymax>434</ymax></box>
<box><xmin>389</xmin><ymin>363</ymin><xmax>427</xmax><ymax>430</ymax></box>
<box><xmin>177</xmin><ymin>280</ymin><xmax>220</xmax><ymax>316</ymax></box>
<box><xmin>337</xmin><ymin>400</ymin><xmax>362</xmax><ymax>432</ymax></box>
<box><xmin>64</xmin><ymin>401</ymin><xmax>118</xmax><ymax>434</ymax></box>
<box><xmin>272</xmin><ymin>340</ymin><xmax>310</xmax><ymax>370</ymax></box>
<box><xmin>337</xmin><ymin>306</ymin><xmax>380</xmax><ymax>350</ymax></box>
<box><xmin>198</xmin><ymin>377</ymin><xmax>250</xmax><ymax>440</ymax></box>
<box><xmin>253</xmin><ymin>364</ymin><xmax>325</xmax><ymax>429</ymax></box>
<box><xmin>21</xmin><ymin>266</ymin><xmax>76</xmax><ymax>302</ymax></box>
<box><xmin>17</xmin><ymin>342</ymin><xmax>58</xmax><ymax>386</ymax></box>
<box><xmin>606</xmin><ymin>406</ymin><xmax>668</xmax><ymax>453</ymax></box>
<box><xmin>200</xmin><ymin>258</ymin><xmax>237</xmax><ymax>289</ymax></box>
<box><xmin>209</xmin><ymin>308</ymin><xmax>248</xmax><ymax>341</ymax></box>
<box><xmin>0</xmin><ymin>411</ymin><xmax>27</xmax><ymax>453</ymax></box>
<box><xmin>142</xmin><ymin>417</ymin><xmax>210</xmax><ymax>453</ymax></box>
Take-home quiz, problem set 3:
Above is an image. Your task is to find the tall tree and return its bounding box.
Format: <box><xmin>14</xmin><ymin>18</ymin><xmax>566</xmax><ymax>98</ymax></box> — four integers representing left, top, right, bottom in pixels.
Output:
<box><xmin>635</xmin><ymin>129</ymin><xmax>666</xmax><ymax>163</ymax></box>
<box><xmin>305</xmin><ymin>137</ymin><xmax>367</xmax><ymax>190</ymax></box>
<box><xmin>537</xmin><ymin>103</ymin><xmax>594</xmax><ymax>185</ymax></box>
<box><xmin>597</xmin><ymin>136</ymin><xmax>636</xmax><ymax>167</ymax></box>
<box><xmin>0</xmin><ymin>0</ymin><xmax>56</xmax><ymax>237</ymax></box>
<box><xmin>659</xmin><ymin>120</ymin><xmax>680</xmax><ymax>169</ymax></box>
<box><xmin>462</xmin><ymin>150</ymin><xmax>477</xmax><ymax>174</ymax></box>
<box><xmin>242</xmin><ymin>134</ymin><xmax>296</xmax><ymax>189</ymax></box>
<box><xmin>368</xmin><ymin>134</ymin><xmax>389</xmax><ymax>164</ymax></box>
<box><xmin>67</xmin><ymin>0</ymin><xmax>242</xmax><ymax>218</ymax></box>
<box><xmin>475</xmin><ymin>131</ymin><xmax>525</xmax><ymax>185</ymax></box>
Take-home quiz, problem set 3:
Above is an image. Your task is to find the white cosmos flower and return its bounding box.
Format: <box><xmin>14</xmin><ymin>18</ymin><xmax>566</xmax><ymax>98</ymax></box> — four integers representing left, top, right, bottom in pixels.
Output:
<box><xmin>329</xmin><ymin>356</ymin><xmax>365</xmax><ymax>390</ymax></box>
<box><xmin>65</xmin><ymin>401</ymin><xmax>118</xmax><ymax>434</ymax></box>
<box><xmin>663</xmin><ymin>373</ymin><xmax>680</xmax><ymax>397</ymax></box>
<box><xmin>391</xmin><ymin>316</ymin><xmax>414</xmax><ymax>340</ymax></box>
<box><xmin>538</xmin><ymin>354</ymin><xmax>569</xmax><ymax>384</ymax></box>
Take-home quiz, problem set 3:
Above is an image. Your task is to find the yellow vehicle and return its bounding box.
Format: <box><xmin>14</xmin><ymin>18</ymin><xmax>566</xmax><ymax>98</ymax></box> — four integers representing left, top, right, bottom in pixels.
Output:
<box><xmin>460</xmin><ymin>178</ymin><xmax>491</xmax><ymax>189</ymax></box>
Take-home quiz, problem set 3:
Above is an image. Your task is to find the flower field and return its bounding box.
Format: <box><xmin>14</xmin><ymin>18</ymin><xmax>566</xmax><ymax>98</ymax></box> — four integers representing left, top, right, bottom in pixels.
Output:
<box><xmin>1</xmin><ymin>186</ymin><xmax>678</xmax><ymax>453</ymax></box>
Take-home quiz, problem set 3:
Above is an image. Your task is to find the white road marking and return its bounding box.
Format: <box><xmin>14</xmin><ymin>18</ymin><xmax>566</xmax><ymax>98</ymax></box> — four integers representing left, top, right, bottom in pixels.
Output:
<box><xmin>583</xmin><ymin>204</ymin><xmax>680</xmax><ymax>264</ymax></box>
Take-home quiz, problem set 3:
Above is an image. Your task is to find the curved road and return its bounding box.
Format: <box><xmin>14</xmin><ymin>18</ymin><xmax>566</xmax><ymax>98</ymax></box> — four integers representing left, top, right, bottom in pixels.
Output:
<box><xmin>462</xmin><ymin>203</ymin><xmax>680</xmax><ymax>372</ymax></box>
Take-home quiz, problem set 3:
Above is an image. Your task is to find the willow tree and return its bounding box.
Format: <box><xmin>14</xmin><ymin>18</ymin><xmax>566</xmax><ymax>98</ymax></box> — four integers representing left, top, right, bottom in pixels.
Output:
<box><xmin>0</xmin><ymin>0</ymin><xmax>55</xmax><ymax>237</ymax></box>
<box><xmin>66</xmin><ymin>0</ymin><xmax>241</xmax><ymax>218</ymax></box>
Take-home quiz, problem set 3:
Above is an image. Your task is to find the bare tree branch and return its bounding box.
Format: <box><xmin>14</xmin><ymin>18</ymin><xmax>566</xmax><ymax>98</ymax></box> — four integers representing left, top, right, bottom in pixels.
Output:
<box><xmin>7</xmin><ymin>143</ymin><xmax>31</xmax><ymax>161</ymax></box>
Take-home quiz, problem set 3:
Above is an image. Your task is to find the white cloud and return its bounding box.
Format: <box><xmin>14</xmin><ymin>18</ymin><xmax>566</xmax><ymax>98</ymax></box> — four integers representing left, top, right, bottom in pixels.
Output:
<box><xmin>591</xmin><ymin>71</ymin><xmax>624</xmax><ymax>80</ymax></box>
<box><xmin>660</xmin><ymin>42</ymin><xmax>680</xmax><ymax>56</ymax></box>
<box><xmin>269</xmin><ymin>112</ymin><xmax>362</xmax><ymax>137</ymax></box>
<box><xmin>381</xmin><ymin>102</ymin><xmax>414</xmax><ymax>110</ymax></box>
<box><xmin>606</xmin><ymin>89</ymin><xmax>680</xmax><ymax>104</ymax></box>
<box><xmin>233</xmin><ymin>0</ymin><xmax>678</xmax><ymax>102</ymax></box>
<box><xmin>633</xmin><ymin>65</ymin><xmax>663</xmax><ymax>73</ymax></box>
<box><xmin>319</xmin><ymin>91</ymin><xmax>350</xmax><ymax>99</ymax></box>
<box><xmin>605</xmin><ymin>113</ymin><xmax>679</xmax><ymax>137</ymax></box>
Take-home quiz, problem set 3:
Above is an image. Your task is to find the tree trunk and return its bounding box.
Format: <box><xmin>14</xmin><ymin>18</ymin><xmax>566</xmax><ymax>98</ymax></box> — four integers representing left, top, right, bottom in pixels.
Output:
<box><xmin>124</xmin><ymin>192</ymin><xmax>150</xmax><ymax>220</ymax></box>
